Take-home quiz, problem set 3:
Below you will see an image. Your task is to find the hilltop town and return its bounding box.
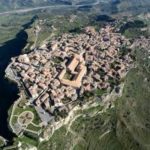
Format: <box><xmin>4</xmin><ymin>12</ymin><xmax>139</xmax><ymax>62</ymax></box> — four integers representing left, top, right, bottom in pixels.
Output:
<box><xmin>0</xmin><ymin>0</ymin><xmax>149</xmax><ymax>148</ymax></box>
<box><xmin>7</xmin><ymin>25</ymin><xmax>133</xmax><ymax>127</ymax></box>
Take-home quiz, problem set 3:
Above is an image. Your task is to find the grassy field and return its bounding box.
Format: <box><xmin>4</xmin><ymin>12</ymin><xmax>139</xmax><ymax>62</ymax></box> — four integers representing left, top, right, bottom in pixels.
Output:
<box><xmin>12</xmin><ymin>103</ymin><xmax>42</xmax><ymax>125</ymax></box>
<box><xmin>0</xmin><ymin>13</ymin><xmax>35</xmax><ymax>44</ymax></box>
<box><xmin>10</xmin><ymin>97</ymin><xmax>42</xmax><ymax>139</ymax></box>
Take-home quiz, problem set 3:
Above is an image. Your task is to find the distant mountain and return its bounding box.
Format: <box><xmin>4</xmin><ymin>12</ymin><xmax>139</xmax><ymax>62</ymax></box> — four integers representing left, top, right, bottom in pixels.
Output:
<box><xmin>117</xmin><ymin>0</ymin><xmax>150</xmax><ymax>12</ymax></box>
<box><xmin>99</xmin><ymin>0</ymin><xmax>150</xmax><ymax>15</ymax></box>
<box><xmin>0</xmin><ymin>0</ymin><xmax>107</xmax><ymax>12</ymax></box>
<box><xmin>0</xmin><ymin>0</ymin><xmax>150</xmax><ymax>14</ymax></box>
<box><xmin>0</xmin><ymin>0</ymin><xmax>72</xmax><ymax>12</ymax></box>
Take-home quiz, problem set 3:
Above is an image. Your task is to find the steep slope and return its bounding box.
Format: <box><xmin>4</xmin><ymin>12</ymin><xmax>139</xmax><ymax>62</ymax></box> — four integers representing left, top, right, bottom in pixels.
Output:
<box><xmin>38</xmin><ymin>105</ymin><xmax>124</xmax><ymax>150</ymax></box>
<box><xmin>116</xmin><ymin>38</ymin><xmax>150</xmax><ymax>150</ymax></box>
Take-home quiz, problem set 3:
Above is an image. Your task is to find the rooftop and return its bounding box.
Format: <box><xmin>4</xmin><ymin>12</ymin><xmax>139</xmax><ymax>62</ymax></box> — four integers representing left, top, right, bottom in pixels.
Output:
<box><xmin>58</xmin><ymin>53</ymin><xmax>87</xmax><ymax>88</ymax></box>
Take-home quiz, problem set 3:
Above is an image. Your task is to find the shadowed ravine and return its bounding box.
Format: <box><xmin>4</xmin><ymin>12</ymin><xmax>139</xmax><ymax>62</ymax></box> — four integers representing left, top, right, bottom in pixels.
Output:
<box><xmin>0</xmin><ymin>16</ymin><xmax>36</xmax><ymax>142</ymax></box>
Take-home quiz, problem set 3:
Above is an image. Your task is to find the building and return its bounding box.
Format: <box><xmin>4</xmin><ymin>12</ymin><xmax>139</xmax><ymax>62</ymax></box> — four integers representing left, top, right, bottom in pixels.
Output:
<box><xmin>58</xmin><ymin>53</ymin><xmax>87</xmax><ymax>88</ymax></box>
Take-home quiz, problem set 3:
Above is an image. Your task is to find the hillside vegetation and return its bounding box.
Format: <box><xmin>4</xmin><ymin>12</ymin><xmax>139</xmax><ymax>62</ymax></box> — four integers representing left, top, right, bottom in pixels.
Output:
<box><xmin>38</xmin><ymin>105</ymin><xmax>123</xmax><ymax>150</ymax></box>
<box><xmin>116</xmin><ymin>41</ymin><xmax>150</xmax><ymax>150</ymax></box>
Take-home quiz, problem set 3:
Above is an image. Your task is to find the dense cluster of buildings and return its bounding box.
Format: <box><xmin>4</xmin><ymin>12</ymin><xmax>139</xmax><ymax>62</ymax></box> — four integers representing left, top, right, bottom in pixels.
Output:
<box><xmin>10</xmin><ymin>25</ymin><xmax>133</xmax><ymax>123</ymax></box>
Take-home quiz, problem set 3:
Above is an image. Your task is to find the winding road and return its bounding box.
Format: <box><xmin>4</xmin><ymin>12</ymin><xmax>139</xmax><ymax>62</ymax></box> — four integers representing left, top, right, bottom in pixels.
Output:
<box><xmin>0</xmin><ymin>5</ymin><xmax>68</xmax><ymax>16</ymax></box>
<box><xmin>0</xmin><ymin>0</ymin><xmax>108</xmax><ymax>16</ymax></box>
